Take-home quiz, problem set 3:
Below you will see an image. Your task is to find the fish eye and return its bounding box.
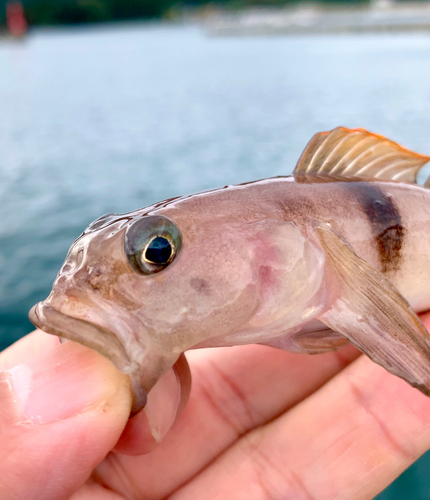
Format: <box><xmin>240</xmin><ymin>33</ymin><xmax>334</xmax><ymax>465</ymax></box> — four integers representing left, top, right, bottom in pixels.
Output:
<box><xmin>124</xmin><ymin>216</ymin><xmax>182</xmax><ymax>275</ymax></box>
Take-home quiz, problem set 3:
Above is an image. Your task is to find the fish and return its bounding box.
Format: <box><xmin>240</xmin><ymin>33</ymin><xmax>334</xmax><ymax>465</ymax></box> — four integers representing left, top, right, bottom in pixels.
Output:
<box><xmin>29</xmin><ymin>127</ymin><xmax>430</xmax><ymax>413</ymax></box>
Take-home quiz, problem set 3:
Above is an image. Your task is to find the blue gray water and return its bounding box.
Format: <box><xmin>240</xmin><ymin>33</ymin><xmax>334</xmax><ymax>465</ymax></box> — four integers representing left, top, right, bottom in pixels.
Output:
<box><xmin>2</xmin><ymin>23</ymin><xmax>430</xmax><ymax>498</ymax></box>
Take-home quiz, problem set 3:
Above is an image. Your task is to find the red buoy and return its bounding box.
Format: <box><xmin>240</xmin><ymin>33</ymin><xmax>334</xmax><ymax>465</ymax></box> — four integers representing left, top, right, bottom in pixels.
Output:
<box><xmin>6</xmin><ymin>1</ymin><xmax>28</xmax><ymax>37</ymax></box>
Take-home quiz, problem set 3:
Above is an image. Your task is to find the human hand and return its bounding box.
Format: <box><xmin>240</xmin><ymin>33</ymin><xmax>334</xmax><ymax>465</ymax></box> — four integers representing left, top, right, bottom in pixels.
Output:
<box><xmin>3</xmin><ymin>316</ymin><xmax>430</xmax><ymax>500</ymax></box>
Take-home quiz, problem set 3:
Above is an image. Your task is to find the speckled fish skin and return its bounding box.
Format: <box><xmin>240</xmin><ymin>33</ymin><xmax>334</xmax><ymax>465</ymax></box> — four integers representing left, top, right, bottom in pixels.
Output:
<box><xmin>29</xmin><ymin>128</ymin><xmax>430</xmax><ymax>412</ymax></box>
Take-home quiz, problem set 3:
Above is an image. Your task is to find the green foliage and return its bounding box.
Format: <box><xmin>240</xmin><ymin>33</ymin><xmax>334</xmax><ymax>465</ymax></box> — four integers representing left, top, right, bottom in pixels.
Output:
<box><xmin>24</xmin><ymin>0</ymin><xmax>106</xmax><ymax>25</ymax></box>
<box><xmin>109</xmin><ymin>0</ymin><xmax>173</xmax><ymax>20</ymax></box>
<box><xmin>227</xmin><ymin>0</ymin><xmax>298</xmax><ymax>6</ymax></box>
<box><xmin>0</xmin><ymin>0</ymin><xmax>371</xmax><ymax>27</ymax></box>
<box><xmin>20</xmin><ymin>0</ymin><xmax>177</xmax><ymax>25</ymax></box>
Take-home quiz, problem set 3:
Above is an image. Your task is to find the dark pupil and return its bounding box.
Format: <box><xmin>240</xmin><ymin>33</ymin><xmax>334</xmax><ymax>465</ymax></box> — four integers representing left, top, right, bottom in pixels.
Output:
<box><xmin>145</xmin><ymin>237</ymin><xmax>172</xmax><ymax>264</ymax></box>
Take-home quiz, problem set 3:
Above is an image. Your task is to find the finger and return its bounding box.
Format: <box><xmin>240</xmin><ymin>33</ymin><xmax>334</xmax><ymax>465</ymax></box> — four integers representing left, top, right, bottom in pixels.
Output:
<box><xmin>2</xmin><ymin>332</ymin><xmax>192</xmax><ymax>457</ymax></box>
<box><xmin>0</xmin><ymin>335</ymin><xmax>133</xmax><ymax>500</ymax></box>
<box><xmin>171</xmin><ymin>355</ymin><xmax>430</xmax><ymax>499</ymax></box>
<box><xmin>95</xmin><ymin>342</ymin><xmax>361</xmax><ymax>498</ymax></box>
<box><xmin>113</xmin><ymin>353</ymin><xmax>191</xmax><ymax>455</ymax></box>
<box><xmin>0</xmin><ymin>330</ymin><xmax>59</xmax><ymax>370</ymax></box>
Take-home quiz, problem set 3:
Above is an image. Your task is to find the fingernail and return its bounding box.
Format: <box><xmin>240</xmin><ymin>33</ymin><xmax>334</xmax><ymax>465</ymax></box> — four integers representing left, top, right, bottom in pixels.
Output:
<box><xmin>145</xmin><ymin>368</ymin><xmax>180</xmax><ymax>442</ymax></box>
<box><xmin>7</xmin><ymin>342</ymin><xmax>124</xmax><ymax>424</ymax></box>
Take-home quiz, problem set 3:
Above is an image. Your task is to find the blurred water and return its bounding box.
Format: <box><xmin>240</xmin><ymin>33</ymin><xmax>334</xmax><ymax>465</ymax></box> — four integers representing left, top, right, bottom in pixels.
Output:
<box><xmin>2</xmin><ymin>23</ymin><xmax>430</xmax><ymax>498</ymax></box>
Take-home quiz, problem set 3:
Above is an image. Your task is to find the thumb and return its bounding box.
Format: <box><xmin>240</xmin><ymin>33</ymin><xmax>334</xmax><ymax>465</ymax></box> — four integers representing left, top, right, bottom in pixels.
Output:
<box><xmin>0</xmin><ymin>334</ymin><xmax>132</xmax><ymax>500</ymax></box>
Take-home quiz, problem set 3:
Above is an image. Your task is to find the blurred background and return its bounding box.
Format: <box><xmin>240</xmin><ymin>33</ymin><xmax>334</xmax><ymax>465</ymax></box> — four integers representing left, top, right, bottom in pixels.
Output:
<box><xmin>1</xmin><ymin>0</ymin><xmax>430</xmax><ymax>497</ymax></box>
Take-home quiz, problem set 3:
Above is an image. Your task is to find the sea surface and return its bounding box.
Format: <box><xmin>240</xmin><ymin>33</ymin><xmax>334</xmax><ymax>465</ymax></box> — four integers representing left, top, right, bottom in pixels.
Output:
<box><xmin>2</xmin><ymin>23</ymin><xmax>430</xmax><ymax>498</ymax></box>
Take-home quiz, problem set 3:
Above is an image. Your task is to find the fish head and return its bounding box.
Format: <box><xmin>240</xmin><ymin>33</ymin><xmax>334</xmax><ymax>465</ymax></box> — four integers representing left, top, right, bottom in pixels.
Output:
<box><xmin>29</xmin><ymin>204</ymin><xmax>326</xmax><ymax>411</ymax></box>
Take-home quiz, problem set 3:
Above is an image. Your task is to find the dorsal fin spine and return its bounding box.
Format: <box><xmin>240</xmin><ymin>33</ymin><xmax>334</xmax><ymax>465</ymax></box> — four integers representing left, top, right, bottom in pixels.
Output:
<box><xmin>316</xmin><ymin>133</ymin><xmax>350</xmax><ymax>174</ymax></box>
<box><xmin>341</xmin><ymin>142</ymin><xmax>378</xmax><ymax>175</ymax></box>
<box><xmin>306</xmin><ymin>132</ymin><xmax>330</xmax><ymax>174</ymax></box>
<box><xmin>377</xmin><ymin>159</ymin><xmax>415</xmax><ymax>179</ymax></box>
<box><xmin>328</xmin><ymin>133</ymin><xmax>366</xmax><ymax>175</ymax></box>
<box><xmin>354</xmin><ymin>151</ymin><xmax>400</xmax><ymax>175</ymax></box>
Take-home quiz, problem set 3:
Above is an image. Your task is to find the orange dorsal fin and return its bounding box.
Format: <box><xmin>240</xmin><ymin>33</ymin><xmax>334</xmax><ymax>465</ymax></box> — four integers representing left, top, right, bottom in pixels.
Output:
<box><xmin>293</xmin><ymin>127</ymin><xmax>430</xmax><ymax>184</ymax></box>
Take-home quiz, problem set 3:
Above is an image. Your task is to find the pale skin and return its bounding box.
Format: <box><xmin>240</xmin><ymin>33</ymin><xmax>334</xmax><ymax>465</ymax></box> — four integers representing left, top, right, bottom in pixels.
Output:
<box><xmin>3</xmin><ymin>318</ymin><xmax>430</xmax><ymax>500</ymax></box>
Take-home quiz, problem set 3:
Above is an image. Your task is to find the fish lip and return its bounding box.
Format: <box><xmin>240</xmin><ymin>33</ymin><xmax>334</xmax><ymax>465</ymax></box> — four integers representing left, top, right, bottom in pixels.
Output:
<box><xmin>29</xmin><ymin>302</ymin><xmax>130</xmax><ymax>367</ymax></box>
<box><xmin>29</xmin><ymin>301</ymin><xmax>147</xmax><ymax>413</ymax></box>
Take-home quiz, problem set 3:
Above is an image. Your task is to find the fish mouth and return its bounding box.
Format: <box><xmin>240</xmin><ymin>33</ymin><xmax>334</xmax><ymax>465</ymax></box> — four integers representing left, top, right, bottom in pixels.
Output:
<box><xmin>29</xmin><ymin>302</ymin><xmax>147</xmax><ymax>412</ymax></box>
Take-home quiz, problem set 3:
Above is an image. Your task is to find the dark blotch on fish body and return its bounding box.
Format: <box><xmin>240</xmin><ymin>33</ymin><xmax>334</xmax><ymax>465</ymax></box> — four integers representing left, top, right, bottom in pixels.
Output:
<box><xmin>347</xmin><ymin>183</ymin><xmax>404</xmax><ymax>274</ymax></box>
<box><xmin>190</xmin><ymin>278</ymin><xmax>211</xmax><ymax>295</ymax></box>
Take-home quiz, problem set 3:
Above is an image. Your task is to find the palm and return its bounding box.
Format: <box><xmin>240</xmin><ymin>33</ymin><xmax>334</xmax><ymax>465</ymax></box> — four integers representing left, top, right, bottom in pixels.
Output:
<box><xmin>70</xmin><ymin>318</ymin><xmax>430</xmax><ymax>500</ymax></box>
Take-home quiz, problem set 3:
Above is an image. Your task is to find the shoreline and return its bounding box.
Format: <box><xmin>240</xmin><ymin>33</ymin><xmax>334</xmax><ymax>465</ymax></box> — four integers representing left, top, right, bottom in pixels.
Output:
<box><xmin>205</xmin><ymin>2</ymin><xmax>430</xmax><ymax>36</ymax></box>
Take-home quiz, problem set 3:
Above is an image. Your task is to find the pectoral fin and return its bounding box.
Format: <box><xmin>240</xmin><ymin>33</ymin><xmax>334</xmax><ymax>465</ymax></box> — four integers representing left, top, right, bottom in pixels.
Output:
<box><xmin>265</xmin><ymin>327</ymin><xmax>349</xmax><ymax>354</ymax></box>
<box><xmin>314</xmin><ymin>222</ymin><xmax>430</xmax><ymax>396</ymax></box>
<box><xmin>291</xmin><ymin>328</ymin><xmax>350</xmax><ymax>354</ymax></box>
